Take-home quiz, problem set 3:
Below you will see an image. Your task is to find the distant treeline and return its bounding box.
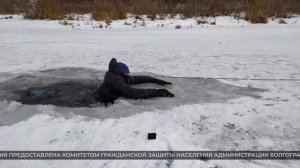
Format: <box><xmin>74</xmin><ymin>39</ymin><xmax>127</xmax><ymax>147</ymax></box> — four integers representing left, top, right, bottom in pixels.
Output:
<box><xmin>1</xmin><ymin>0</ymin><xmax>300</xmax><ymax>23</ymax></box>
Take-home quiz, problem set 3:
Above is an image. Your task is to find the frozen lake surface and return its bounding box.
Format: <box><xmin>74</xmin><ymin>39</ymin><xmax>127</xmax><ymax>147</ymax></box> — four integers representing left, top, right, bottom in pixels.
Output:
<box><xmin>0</xmin><ymin>15</ymin><xmax>300</xmax><ymax>168</ymax></box>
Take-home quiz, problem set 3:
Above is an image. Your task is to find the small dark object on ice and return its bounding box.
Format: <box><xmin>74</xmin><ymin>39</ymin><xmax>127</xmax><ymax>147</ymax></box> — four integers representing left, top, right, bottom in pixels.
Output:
<box><xmin>148</xmin><ymin>133</ymin><xmax>156</xmax><ymax>140</ymax></box>
<box><xmin>175</xmin><ymin>25</ymin><xmax>181</xmax><ymax>29</ymax></box>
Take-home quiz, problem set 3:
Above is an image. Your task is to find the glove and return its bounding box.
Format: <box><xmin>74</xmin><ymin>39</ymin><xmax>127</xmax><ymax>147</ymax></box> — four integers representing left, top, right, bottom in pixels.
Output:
<box><xmin>156</xmin><ymin>89</ymin><xmax>174</xmax><ymax>97</ymax></box>
<box><xmin>155</xmin><ymin>79</ymin><xmax>172</xmax><ymax>85</ymax></box>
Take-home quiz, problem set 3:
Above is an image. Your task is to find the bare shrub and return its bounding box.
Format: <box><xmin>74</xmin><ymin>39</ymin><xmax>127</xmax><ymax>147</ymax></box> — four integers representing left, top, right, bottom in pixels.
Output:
<box><xmin>0</xmin><ymin>0</ymin><xmax>16</xmax><ymax>14</ymax></box>
<box><xmin>131</xmin><ymin>0</ymin><xmax>165</xmax><ymax>16</ymax></box>
<box><xmin>16</xmin><ymin>0</ymin><xmax>30</xmax><ymax>13</ymax></box>
<box><xmin>62</xmin><ymin>1</ymin><xmax>94</xmax><ymax>14</ymax></box>
<box><xmin>244</xmin><ymin>0</ymin><xmax>299</xmax><ymax>21</ymax></box>
<box><xmin>92</xmin><ymin>0</ymin><xmax>126</xmax><ymax>22</ymax></box>
<box><xmin>24</xmin><ymin>0</ymin><xmax>64</xmax><ymax>20</ymax></box>
<box><xmin>245</xmin><ymin>11</ymin><xmax>268</xmax><ymax>23</ymax></box>
<box><xmin>245</xmin><ymin>0</ymin><xmax>268</xmax><ymax>23</ymax></box>
<box><xmin>8</xmin><ymin>0</ymin><xmax>300</xmax><ymax>21</ymax></box>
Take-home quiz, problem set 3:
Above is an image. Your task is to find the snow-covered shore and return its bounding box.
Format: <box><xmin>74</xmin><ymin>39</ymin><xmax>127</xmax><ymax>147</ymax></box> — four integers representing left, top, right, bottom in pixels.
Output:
<box><xmin>0</xmin><ymin>15</ymin><xmax>300</xmax><ymax>168</ymax></box>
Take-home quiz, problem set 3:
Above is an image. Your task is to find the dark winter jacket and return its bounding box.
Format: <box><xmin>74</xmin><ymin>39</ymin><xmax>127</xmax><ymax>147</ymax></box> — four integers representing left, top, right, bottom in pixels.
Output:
<box><xmin>95</xmin><ymin>58</ymin><xmax>164</xmax><ymax>103</ymax></box>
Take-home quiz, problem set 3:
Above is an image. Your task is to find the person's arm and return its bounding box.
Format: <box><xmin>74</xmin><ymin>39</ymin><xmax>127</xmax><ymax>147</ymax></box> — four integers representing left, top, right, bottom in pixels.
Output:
<box><xmin>128</xmin><ymin>76</ymin><xmax>172</xmax><ymax>85</ymax></box>
<box><xmin>113</xmin><ymin>79</ymin><xmax>174</xmax><ymax>99</ymax></box>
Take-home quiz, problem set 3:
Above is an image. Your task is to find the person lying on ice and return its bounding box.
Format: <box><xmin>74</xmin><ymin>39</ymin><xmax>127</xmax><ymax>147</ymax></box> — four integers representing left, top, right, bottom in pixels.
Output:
<box><xmin>94</xmin><ymin>58</ymin><xmax>174</xmax><ymax>105</ymax></box>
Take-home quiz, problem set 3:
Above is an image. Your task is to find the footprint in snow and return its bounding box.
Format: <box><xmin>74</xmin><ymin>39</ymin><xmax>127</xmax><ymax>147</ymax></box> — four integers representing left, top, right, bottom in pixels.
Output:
<box><xmin>49</xmin><ymin>138</ymin><xmax>58</xmax><ymax>144</ymax></box>
<box><xmin>224</xmin><ymin>123</ymin><xmax>236</xmax><ymax>130</ymax></box>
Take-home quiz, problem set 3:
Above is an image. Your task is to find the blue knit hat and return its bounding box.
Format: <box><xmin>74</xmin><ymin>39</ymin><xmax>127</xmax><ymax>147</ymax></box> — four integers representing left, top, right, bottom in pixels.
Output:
<box><xmin>116</xmin><ymin>62</ymin><xmax>130</xmax><ymax>74</ymax></box>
